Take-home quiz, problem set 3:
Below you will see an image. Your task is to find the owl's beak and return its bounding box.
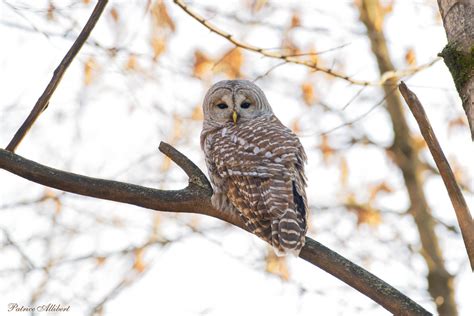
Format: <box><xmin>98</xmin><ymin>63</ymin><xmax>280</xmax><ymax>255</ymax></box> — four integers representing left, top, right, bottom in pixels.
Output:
<box><xmin>232</xmin><ymin>110</ymin><xmax>238</xmax><ymax>124</ymax></box>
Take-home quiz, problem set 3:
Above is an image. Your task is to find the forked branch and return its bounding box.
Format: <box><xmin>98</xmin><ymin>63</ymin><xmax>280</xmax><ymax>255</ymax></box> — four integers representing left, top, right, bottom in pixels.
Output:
<box><xmin>0</xmin><ymin>143</ymin><xmax>430</xmax><ymax>316</ymax></box>
<box><xmin>0</xmin><ymin>1</ymin><xmax>431</xmax><ymax>313</ymax></box>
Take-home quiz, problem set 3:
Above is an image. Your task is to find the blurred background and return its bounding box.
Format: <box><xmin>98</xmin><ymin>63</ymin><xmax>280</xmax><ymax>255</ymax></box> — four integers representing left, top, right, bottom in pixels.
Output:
<box><xmin>0</xmin><ymin>0</ymin><xmax>472</xmax><ymax>315</ymax></box>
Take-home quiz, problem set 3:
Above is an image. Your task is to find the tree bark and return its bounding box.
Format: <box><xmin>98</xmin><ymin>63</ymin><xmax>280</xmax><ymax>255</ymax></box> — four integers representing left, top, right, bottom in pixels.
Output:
<box><xmin>358</xmin><ymin>1</ymin><xmax>458</xmax><ymax>315</ymax></box>
<box><xmin>437</xmin><ymin>0</ymin><xmax>474</xmax><ymax>139</ymax></box>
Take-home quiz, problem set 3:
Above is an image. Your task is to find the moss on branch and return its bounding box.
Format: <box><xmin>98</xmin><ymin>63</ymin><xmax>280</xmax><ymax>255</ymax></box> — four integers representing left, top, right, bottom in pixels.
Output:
<box><xmin>439</xmin><ymin>43</ymin><xmax>474</xmax><ymax>92</ymax></box>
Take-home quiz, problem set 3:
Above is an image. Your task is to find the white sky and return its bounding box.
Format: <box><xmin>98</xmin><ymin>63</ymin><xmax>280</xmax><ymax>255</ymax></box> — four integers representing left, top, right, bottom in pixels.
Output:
<box><xmin>0</xmin><ymin>0</ymin><xmax>473</xmax><ymax>315</ymax></box>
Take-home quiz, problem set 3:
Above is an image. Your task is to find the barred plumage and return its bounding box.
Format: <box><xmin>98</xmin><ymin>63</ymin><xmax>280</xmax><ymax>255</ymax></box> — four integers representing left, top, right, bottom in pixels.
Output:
<box><xmin>201</xmin><ymin>80</ymin><xmax>308</xmax><ymax>256</ymax></box>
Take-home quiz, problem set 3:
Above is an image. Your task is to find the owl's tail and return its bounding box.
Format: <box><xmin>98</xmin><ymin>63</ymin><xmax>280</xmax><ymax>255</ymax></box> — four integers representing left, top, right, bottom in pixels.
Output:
<box><xmin>271</xmin><ymin>209</ymin><xmax>306</xmax><ymax>257</ymax></box>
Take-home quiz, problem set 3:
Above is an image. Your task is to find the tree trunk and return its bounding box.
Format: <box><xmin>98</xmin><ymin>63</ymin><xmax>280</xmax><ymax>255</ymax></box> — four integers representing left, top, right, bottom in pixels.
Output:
<box><xmin>357</xmin><ymin>1</ymin><xmax>458</xmax><ymax>315</ymax></box>
<box><xmin>437</xmin><ymin>0</ymin><xmax>474</xmax><ymax>139</ymax></box>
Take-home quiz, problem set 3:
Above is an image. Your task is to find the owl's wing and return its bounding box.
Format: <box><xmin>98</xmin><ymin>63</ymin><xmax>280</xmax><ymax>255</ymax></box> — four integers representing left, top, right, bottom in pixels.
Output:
<box><xmin>212</xmin><ymin>116</ymin><xmax>307</xmax><ymax>222</ymax></box>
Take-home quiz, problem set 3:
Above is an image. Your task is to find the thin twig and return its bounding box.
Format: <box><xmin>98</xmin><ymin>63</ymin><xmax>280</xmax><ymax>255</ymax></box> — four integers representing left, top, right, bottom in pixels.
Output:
<box><xmin>399</xmin><ymin>81</ymin><xmax>474</xmax><ymax>270</ymax></box>
<box><xmin>1</xmin><ymin>228</ymin><xmax>36</xmax><ymax>271</ymax></box>
<box><xmin>282</xmin><ymin>42</ymin><xmax>351</xmax><ymax>57</ymax></box>
<box><xmin>252</xmin><ymin>61</ymin><xmax>288</xmax><ymax>82</ymax></box>
<box><xmin>172</xmin><ymin>0</ymin><xmax>371</xmax><ymax>86</ymax></box>
<box><xmin>5</xmin><ymin>0</ymin><xmax>108</xmax><ymax>152</ymax></box>
<box><xmin>318</xmin><ymin>84</ymin><xmax>399</xmax><ymax>136</ymax></box>
<box><xmin>173</xmin><ymin>0</ymin><xmax>438</xmax><ymax>87</ymax></box>
<box><xmin>0</xmin><ymin>144</ymin><xmax>431</xmax><ymax>315</ymax></box>
<box><xmin>341</xmin><ymin>86</ymin><xmax>367</xmax><ymax>111</ymax></box>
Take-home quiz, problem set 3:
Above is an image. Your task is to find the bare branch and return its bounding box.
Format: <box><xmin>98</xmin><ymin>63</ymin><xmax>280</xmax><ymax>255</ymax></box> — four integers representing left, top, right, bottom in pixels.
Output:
<box><xmin>172</xmin><ymin>0</ymin><xmax>371</xmax><ymax>86</ymax></box>
<box><xmin>0</xmin><ymin>144</ymin><xmax>431</xmax><ymax>315</ymax></box>
<box><xmin>399</xmin><ymin>81</ymin><xmax>474</xmax><ymax>270</ymax></box>
<box><xmin>1</xmin><ymin>228</ymin><xmax>36</xmax><ymax>271</ymax></box>
<box><xmin>5</xmin><ymin>0</ymin><xmax>108</xmax><ymax>152</ymax></box>
<box><xmin>173</xmin><ymin>0</ymin><xmax>438</xmax><ymax>87</ymax></box>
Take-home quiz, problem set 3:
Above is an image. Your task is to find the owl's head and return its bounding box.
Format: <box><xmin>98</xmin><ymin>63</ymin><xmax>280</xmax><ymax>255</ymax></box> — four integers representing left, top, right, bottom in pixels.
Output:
<box><xmin>202</xmin><ymin>80</ymin><xmax>273</xmax><ymax>125</ymax></box>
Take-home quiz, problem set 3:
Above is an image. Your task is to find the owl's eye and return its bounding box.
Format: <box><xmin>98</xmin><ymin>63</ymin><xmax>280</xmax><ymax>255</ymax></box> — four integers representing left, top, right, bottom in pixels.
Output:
<box><xmin>216</xmin><ymin>103</ymin><xmax>228</xmax><ymax>109</ymax></box>
<box><xmin>241</xmin><ymin>102</ymin><xmax>251</xmax><ymax>109</ymax></box>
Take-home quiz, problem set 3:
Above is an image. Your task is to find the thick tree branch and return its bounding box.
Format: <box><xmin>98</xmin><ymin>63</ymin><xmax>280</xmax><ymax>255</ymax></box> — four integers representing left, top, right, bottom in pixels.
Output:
<box><xmin>5</xmin><ymin>0</ymin><xmax>108</xmax><ymax>152</ymax></box>
<box><xmin>399</xmin><ymin>82</ymin><xmax>474</xmax><ymax>270</ymax></box>
<box><xmin>0</xmin><ymin>143</ymin><xmax>430</xmax><ymax>315</ymax></box>
<box><xmin>437</xmin><ymin>0</ymin><xmax>474</xmax><ymax>139</ymax></box>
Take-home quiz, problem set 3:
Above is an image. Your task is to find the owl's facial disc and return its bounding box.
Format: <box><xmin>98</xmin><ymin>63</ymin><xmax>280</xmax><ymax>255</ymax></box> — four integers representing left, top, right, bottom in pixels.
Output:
<box><xmin>203</xmin><ymin>80</ymin><xmax>273</xmax><ymax>125</ymax></box>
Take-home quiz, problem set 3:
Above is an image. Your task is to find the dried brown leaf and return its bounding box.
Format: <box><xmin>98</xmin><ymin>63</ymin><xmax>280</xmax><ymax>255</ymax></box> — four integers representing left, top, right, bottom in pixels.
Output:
<box><xmin>357</xmin><ymin>207</ymin><xmax>381</xmax><ymax>227</ymax></box>
<box><xmin>151</xmin><ymin>35</ymin><xmax>166</xmax><ymax>61</ymax></box>
<box><xmin>95</xmin><ymin>256</ymin><xmax>107</xmax><ymax>266</ymax></box>
<box><xmin>265</xmin><ymin>250</ymin><xmax>289</xmax><ymax>281</ymax></box>
<box><xmin>301</xmin><ymin>82</ymin><xmax>315</xmax><ymax>106</ymax></box>
<box><xmin>43</xmin><ymin>188</ymin><xmax>56</xmax><ymax>200</ymax></box>
<box><xmin>250</xmin><ymin>0</ymin><xmax>268</xmax><ymax>13</ymax></box>
<box><xmin>191</xmin><ymin>104</ymin><xmax>204</xmax><ymax>121</ymax></box>
<box><xmin>412</xmin><ymin>135</ymin><xmax>427</xmax><ymax>151</ymax></box>
<box><xmin>47</xmin><ymin>2</ymin><xmax>55</xmax><ymax>21</ymax></box>
<box><xmin>281</xmin><ymin>37</ymin><xmax>300</xmax><ymax>56</ymax></box>
<box><xmin>346</xmin><ymin>193</ymin><xmax>381</xmax><ymax>227</ymax></box>
<box><xmin>290</xmin><ymin>119</ymin><xmax>301</xmax><ymax>134</ymax></box>
<box><xmin>290</xmin><ymin>13</ymin><xmax>301</xmax><ymax>29</ymax></box>
<box><xmin>43</xmin><ymin>189</ymin><xmax>61</xmax><ymax>214</ymax></box>
<box><xmin>382</xmin><ymin>0</ymin><xmax>395</xmax><ymax>15</ymax></box>
<box><xmin>110</xmin><ymin>7</ymin><xmax>120</xmax><ymax>23</ymax></box>
<box><xmin>216</xmin><ymin>48</ymin><xmax>244</xmax><ymax>79</ymax></box>
<box><xmin>133</xmin><ymin>248</ymin><xmax>146</xmax><ymax>273</ymax></box>
<box><xmin>340</xmin><ymin>157</ymin><xmax>349</xmax><ymax>187</ymax></box>
<box><xmin>151</xmin><ymin>0</ymin><xmax>175</xmax><ymax>32</ymax></box>
<box><xmin>306</xmin><ymin>46</ymin><xmax>319</xmax><ymax>66</ymax></box>
<box><xmin>320</xmin><ymin>134</ymin><xmax>333</xmax><ymax>163</ymax></box>
<box><xmin>84</xmin><ymin>57</ymin><xmax>97</xmax><ymax>86</ymax></box>
<box><xmin>369</xmin><ymin>181</ymin><xmax>393</xmax><ymax>202</ymax></box>
<box><xmin>193</xmin><ymin>50</ymin><xmax>214</xmax><ymax>78</ymax></box>
<box><xmin>404</xmin><ymin>47</ymin><xmax>416</xmax><ymax>66</ymax></box>
<box><xmin>448</xmin><ymin>116</ymin><xmax>467</xmax><ymax>134</ymax></box>
<box><xmin>125</xmin><ymin>54</ymin><xmax>139</xmax><ymax>71</ymax></box>
<box><xmin>160</xmin><ymin>157</ymin><xmax>171</xmax><ymax>172</ymax></box>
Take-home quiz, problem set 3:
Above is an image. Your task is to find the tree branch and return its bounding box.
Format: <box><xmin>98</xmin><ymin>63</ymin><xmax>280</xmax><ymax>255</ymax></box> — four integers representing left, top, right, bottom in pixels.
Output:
<box><xmin>172</xmin><ymin>0</ymin><xmax>372</xmax><ymax>86</ymax></box>
<box><xmin>399</xmin><ymin>81</ymin><xmax>474</xmax><ymax>270</ymax></box>
<box><xmin>0</xmin><ymin>143</ymin><xmax>431</xmax><ymax>315</ymax></box>
<box><xmin>172</xmin><ymin>0</ymin><xmax>438</xmax><ymax>87</ymax></box>
<box><xmin>358</xmin><ymin>2</ymin><xmax>457</xmax><ymax>314</ymax></box>
<box><xmin>5</xmin><ymin>0</ymin><xmax>108</xmax><ymax>152</ymax></box>
<box><xmin>437</xmin><ymin>0</ymin><xmax>474</xmax><ymax>139</ymax></box>
<box><xmin>0</xmin><ymin>1</ymin><xmax>432</xmax><ymax>312</ymax></box>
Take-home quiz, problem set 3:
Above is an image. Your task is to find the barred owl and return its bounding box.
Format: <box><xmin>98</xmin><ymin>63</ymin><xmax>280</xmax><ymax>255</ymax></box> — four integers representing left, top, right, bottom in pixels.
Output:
<box><xmin>200</xmin><ymin>80</ymin><xmax>308</xmax><ymax>256</ymax></box>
